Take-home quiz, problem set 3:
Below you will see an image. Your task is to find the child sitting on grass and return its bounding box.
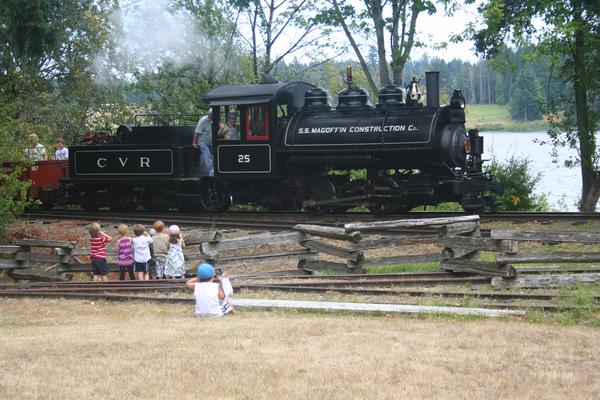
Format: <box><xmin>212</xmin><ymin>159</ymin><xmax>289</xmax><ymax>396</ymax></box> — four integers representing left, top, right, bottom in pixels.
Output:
<box><xmin>116</xmin><ymin>224</ymin><xmax>135</xmax><ymax>280</ymax></box>
<box><xmin>186</xmin><ymin>263</ymin><xmax>235</xmax><ymax>317</ymax></box>
<box><xmin>88</xmin><ymin>222</ymin><xmax>112</xmax><ymax>282</ymax></box>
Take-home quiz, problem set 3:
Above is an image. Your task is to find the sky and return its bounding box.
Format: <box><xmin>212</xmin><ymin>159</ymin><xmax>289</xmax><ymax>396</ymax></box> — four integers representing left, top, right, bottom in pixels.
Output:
<box><xmin>111</xmin><ymin>0</ymin><xmax>483</xmax><ymax>78</ymax></box>
<box><xmin>411</xmin><ymin>2</ymin><xmax>481</xmax><ymax>62</ymax></box>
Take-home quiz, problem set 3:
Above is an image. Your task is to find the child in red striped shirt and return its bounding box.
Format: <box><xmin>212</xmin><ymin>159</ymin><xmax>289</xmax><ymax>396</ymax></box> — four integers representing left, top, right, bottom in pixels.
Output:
<box><xmin>88</xmin><ymin>222</ymin><xmax>112</xmax><ymax>282</ymax></box>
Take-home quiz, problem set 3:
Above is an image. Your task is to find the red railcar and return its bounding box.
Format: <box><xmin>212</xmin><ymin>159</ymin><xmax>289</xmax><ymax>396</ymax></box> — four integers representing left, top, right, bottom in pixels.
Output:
<box><xmin>2</xmin><ymin>160</ymin><xmax>69</xmax><ymax>207</ymax></box>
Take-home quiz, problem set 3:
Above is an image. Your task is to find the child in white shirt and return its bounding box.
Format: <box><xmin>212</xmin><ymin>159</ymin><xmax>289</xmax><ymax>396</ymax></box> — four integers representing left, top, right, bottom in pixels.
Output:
<box><xmin>186</xmin><ymin>263</ymin><xmax>234</xmax><ymax>317</ymax></box>
<box><xmin>132</xmin><ymin>224</ymin><xmax>153</xmax><ymax>281</ymax></box>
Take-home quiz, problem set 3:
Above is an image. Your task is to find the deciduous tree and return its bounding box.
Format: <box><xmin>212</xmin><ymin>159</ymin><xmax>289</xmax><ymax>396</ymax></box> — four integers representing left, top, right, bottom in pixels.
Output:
<box><xmin>230</xmin><ymin>0</ymin><xmax>324</xmax><ymax>82</ymax></box>
<box><xmin>471</xmin><ymin>0</ymin><xmax>600</xmax><ymax>211</ymax></box>
<box><xmin>318</xmin><ymin>0</ymin><xmax>455</xmax><ymax>91</ymax></box>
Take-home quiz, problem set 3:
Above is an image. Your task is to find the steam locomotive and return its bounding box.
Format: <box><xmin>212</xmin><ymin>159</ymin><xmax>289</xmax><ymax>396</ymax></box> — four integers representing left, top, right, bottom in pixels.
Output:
<box><xmin>37</xmin><ymin>70</ymin><xmax>502</xmax><ymax>214</ymax></box>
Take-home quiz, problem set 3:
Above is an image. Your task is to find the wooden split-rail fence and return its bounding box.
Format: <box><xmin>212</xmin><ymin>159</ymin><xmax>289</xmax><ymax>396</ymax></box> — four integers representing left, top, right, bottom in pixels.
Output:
<box><xmin>2</xmin><ymin>215</ymin><xmax>600</xmax><ymax>288</ymax></box>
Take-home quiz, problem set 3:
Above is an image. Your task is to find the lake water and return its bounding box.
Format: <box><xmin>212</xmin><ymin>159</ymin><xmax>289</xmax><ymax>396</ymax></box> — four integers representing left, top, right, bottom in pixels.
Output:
<box><xmin>482</xmin><ymin>131</ymin><xmax>580</xmax><ymax>211</ymax></box>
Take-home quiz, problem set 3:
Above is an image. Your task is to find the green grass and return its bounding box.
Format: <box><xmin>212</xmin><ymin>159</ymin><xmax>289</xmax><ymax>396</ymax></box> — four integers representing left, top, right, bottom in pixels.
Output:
<box><xmin>366</xmin><ymin>262</ymin><xmax>440</xmax><ymax>274</ymax></box>
<box><xmin>556</xmin><ymin>283</ymin><xmax>599</xmax><ymax>326</ymax></box>
<box><xmin>465</xmin><ymin>104</ymin><xmax>550</xmax><ymax>132</ymax></box>
<box><xmin>411</xmin><ymin>202</ymin><xmax>463</xmax><ymax>212</ymax></box>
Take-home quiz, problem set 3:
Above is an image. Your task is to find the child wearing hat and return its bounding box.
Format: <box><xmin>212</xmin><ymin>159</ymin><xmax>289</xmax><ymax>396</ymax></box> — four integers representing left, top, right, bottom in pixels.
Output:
<box><xmin>186</xmin><ymin>263</ymin><xmax>234</xmax><ymax>317</ymax></box>
<box><xmin>164</xmin><ymin>225</ymin><xmax>186</xmax><ymax>279</ymax></box>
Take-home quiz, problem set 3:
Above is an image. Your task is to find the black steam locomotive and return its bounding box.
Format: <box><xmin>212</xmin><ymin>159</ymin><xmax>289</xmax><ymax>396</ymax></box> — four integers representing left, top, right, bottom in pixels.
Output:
<box><xmin>65</xmin><ymin>70</ymin><xmax>501</xmax><ymax>214</ymax></box>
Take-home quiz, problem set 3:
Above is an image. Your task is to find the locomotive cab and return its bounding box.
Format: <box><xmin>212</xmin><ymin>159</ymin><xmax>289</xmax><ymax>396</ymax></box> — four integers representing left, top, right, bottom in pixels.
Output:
<box><xmin>211</xmin><ymin>103</ymin><xmax>273</xmax><ymax>176</ymax></box>
<box><xmin>204</xmin><ymin>82</ymin><xmax>317</xmax><ymax>180</ymax></box>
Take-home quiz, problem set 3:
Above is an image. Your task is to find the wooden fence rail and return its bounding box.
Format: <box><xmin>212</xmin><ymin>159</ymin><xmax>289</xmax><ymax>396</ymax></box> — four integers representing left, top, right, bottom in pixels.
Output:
<box><xmin>3</xmin><ymin>217</ymin><xmax>600</xmax><ymax>284</ymax></box>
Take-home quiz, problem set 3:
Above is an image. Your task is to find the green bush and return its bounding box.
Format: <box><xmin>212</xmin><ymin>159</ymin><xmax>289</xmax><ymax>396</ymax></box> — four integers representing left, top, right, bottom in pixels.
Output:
<box><xmin>485</xmin><ymin>156</ymin><xmax>548</xmax><ymax>211</ymax></box>
<box><xmin>0</xmin><ymin>118</ymin><xmax>35</xmax><ymax>238</ymax></box>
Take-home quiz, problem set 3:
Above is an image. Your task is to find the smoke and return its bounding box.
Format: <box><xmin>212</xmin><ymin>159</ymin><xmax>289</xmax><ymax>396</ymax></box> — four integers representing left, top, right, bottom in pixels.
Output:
<box><xmin>117</xmin><ymin>0</ymin><xmax>198</xmax><ymax>68</ymax></box>
<box><xmin>93</xmin><ymin>0</ymin><xmax>229</xmax><ymax>84</ymax></box>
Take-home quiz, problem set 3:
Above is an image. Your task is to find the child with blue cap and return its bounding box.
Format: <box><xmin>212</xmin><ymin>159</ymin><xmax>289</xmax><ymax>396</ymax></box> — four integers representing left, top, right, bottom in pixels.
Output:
<box><xmin>186</xmin><ymin>263</ymin><xmax>235</xmax><ymax>317</ymax></box>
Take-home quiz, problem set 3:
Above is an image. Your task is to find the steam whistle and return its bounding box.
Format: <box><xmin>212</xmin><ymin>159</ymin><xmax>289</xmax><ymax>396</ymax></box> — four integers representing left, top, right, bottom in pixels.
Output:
<box><xmin>346</xmin><ymin>65</ymin><xmax>353</xmax><ymax>88</ymax></box>
<box><xmin>407</xmin><ymin>77</ymin><xmax>421</xmax><ymax>105</ymax></box>
<box><xmin>450</xmin><ymin>89</ymin><xmax>466</xmax><ymax>109</ymax></box>
<box><xmin>449</xmin><ymin>89</ymin><xmax>466</xmax><ymax>123</ymax></box>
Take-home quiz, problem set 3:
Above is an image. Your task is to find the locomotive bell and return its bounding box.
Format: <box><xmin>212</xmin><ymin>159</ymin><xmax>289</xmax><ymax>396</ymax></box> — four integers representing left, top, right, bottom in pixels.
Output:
<box><xmin>303</xmin><ymin>88</ymin><xmax>331</xmax><ymax>111</ymax></box>
<box><xmin>376</xmin><ymin>84</ymin><xmax>404</xmax><ymax>110</ymax></box>
<box><xmin>406</xmin><ymin>76</ymin><xmax>421</xmax><ymax>106</ymax></box>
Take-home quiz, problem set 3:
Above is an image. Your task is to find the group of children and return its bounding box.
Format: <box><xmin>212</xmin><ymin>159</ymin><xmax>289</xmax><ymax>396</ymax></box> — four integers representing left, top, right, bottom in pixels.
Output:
<box><xmin>88</xmin><ymin>221</ymin><xmax>234</xmax><ymax>317</ymax></box>
<box><xmin>88</xmin><ymin>220</ymin><xmax>186</xmax><ymax>282</ymax></box>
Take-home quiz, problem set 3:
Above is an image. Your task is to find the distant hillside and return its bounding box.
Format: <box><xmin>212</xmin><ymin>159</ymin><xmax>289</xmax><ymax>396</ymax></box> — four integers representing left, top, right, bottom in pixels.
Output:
<box><xmin>465</xmin><ymin>104</ymin><xmax>549</xmax><ymax>132</ymax></box>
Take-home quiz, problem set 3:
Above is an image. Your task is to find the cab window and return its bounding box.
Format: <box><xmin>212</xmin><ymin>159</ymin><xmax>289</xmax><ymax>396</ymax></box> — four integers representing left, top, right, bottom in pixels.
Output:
<box><xmin>246</xmin><ymin>104</ymin><xmax>269</xmax><ymax>141</ymax></box>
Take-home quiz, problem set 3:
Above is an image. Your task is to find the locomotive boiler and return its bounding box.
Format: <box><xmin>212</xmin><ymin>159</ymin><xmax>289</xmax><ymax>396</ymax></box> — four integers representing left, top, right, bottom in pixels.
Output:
<box><xmin>60</xmin><ymin>69</ymin><xmax>501</xmax><ymax>214</ymax></box>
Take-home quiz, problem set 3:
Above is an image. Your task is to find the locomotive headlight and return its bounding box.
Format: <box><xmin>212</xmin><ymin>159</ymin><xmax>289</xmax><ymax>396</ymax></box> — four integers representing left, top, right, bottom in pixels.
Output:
<box><xmin>464</xmin><ymin>138</ymin><xmax>472</xmax><ymax>154</ymax></box>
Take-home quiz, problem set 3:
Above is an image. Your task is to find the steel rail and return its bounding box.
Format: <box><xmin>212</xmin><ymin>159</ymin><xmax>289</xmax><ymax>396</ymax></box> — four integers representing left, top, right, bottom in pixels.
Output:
<box><xmin>20</xmin><ymin>210</ymin><xmax>600</xmax><ymax>232</ymax></box>
<box><xmin>235</xmin><ymin>284</ymin><xmax>600</xmax><ymax>303</ymax></box>
<box><xmin>1</xmin><ymin>290</ymin><xmax>595</xmax><ymax>312</ymax></box>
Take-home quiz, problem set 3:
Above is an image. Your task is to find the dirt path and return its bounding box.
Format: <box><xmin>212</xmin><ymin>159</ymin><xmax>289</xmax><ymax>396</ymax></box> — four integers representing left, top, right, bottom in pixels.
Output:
<box><xmin>1</xmin><ymin>298</ymin><xmax>598</xmax><ymax>399</ymax></box>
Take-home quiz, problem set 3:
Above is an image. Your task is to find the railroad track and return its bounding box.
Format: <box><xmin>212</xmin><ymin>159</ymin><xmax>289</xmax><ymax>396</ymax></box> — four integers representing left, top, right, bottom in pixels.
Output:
<box><xmin>1</xmin><ymin>287</ymin><xmax>593</xmax><ymax>312</ymax></box>
<box><xmin>21</xmin><ymin>210</ymin><xmax>600</xmax><ymax>232</ymax></box>
<box><xmin>2</xmin><ymin>267</ymin><xmax>599</xmax><ymax>312</ymax></box>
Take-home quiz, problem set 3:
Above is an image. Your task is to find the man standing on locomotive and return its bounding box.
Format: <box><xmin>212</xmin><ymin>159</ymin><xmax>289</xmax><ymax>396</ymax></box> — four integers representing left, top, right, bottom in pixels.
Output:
<box><xmin>192</xmin><ymin>109</ymin><xmax>214</xmax><ymax>176</ymax></box>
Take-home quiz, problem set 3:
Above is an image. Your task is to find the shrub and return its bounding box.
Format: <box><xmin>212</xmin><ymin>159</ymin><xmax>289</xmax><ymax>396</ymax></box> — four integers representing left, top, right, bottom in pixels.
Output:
<box><xmin>485</xmin><ymin>156</ymin><xmax>548</xmax><ymax>211</ymax></box>
<box><xmin>0</xmin><ymin>118</ymin><xmax>35</xmax><ymax>238</ymax></box>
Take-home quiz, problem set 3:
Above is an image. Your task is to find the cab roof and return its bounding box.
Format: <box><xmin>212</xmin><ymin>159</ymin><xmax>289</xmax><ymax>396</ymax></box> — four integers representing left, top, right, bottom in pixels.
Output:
<box><xmin>203</xmin><ymin>82</ymin><xmax>316</xmax><ymax>112</ymax></box>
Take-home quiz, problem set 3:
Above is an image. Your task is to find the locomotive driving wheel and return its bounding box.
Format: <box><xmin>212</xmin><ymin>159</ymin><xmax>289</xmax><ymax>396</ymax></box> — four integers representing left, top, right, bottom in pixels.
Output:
<box><xmin>81</xmin><ymin>192</ymin><xmax>99</xmax><ymax>211</ymax></box>
<box><xmin>200</xmin><ymin>179</ymin><xmax>231</xmax><ymax>212</ymax></box>
<box><xmin>366</xmin><ymin>174</ymin><xmax>403</xmax><ymax>216</ymax></box>
<box><xmin>305</xmin><ymin>177</ymin><xmax>337</xmax><ymax>214</ymax></box>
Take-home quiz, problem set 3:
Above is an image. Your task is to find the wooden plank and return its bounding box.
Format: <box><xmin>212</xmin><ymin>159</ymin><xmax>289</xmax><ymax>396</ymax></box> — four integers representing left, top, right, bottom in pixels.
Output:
<box><xmin>182</xmin><ymin>229</ymin><xmax>222</xmax><ymax>245</ymax></box>
<box><xmin>0</xmin><ymin>246</ymin><xmax>21</xmax><ymax>255</ymax></box>
<box><xmin>491</xmin><ymin>230</ymin><xmax>600</xmax><ymax>243</ymax></box>
<box><xmin>15</xmin><ymin>239</ymin><xmax>76</xmax><ymax>249</ymax></box>
<box><xmin>213</xmin><ymin>252</ymin><xmax>319</xmax><ymax>269</ymax></box>
<box><xmin>57</xmin><ymin>263</ymin><xmax>121</xmax><ymax>273</ymax></box>
<box><xmin>0</xmin><ymin>259</ymin><xmax>24</xmax><ymax>269</ymax></box>
<box><xmin>293</xmin><ymin>224</ymin><xmax>362</xmax><ymax>243</ymax></box>
<box><xmin>436</xmin><ymin>236</ymin><xmax>519</xmax><ymax>253</ymax></box>
<box><xmin>201</xmin><ymin>231</ymin><xmax>312</xmax><ymax>253</ymax></box>
<box><xmin>228</xmin><ymin>298</ymin><xmax>525</xmax><ymax>318</ymax></box>
<box><xmin>7</xmin><ymin>269</ymin><xmax>69</xmax><ymax>282</ymax></box>
<box><xmin>59</xmin><ymin>248</ymin><xmax>115</xmax><ymax>257</ymax></box>
<box><xmin>344</xmin><ymin>215</ymin><xmax>480</xmax><ymax>232</ymax></box>
<box><xmin>15</xmin><ymin>253</ymin><xmax>70</xmax><ymax>263</ymax></box>
<box><xmin>492</xmin><ymin>273</ymin><xmax>600</xmax><ymax>289</ymax></box>
<box><xmin>298</xmin><ymin>260</ymin><xmax>356</xmax><ymax>274</ymax></box>
<box><xmin>301</xmin><ymin>239</ymin><xmax>364</xmax><ymax>263</ymax></box>
<box><xmin>364</xmin><ymin>253</ymin><xmax>440</xmax><ymax>266</ymax></box>
<box><xmin>497</xmin><ymin>252</ymin><xmax>600</xmax><ymax>264</ymax></box>
<box><xmin>350</xmin><ymin>235</ymin><xmax>435</xmax><ymax>250</ymax></box>
<box><xmin>438</xmin><ymin>222</ymin><xmax>480</xmax><ymax>236</ymax></box>
<box><xmin>440</xmin><ymin>224</ymin><xmax>481</xmax><ymax>260</ymax></box>
<box><xmin>440</xmin><ymin>260</ymin><xmax>517</xmax><ymax>278</ymax></box>
<box><xmin>518</xmin><ymin>266</ymin><xmax>600</xmax><ymax>274</ymax></box>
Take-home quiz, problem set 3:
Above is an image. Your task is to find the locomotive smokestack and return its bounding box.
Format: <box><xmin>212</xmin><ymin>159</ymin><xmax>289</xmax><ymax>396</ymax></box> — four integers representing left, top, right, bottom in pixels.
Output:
<box><xmin>425</xmin><ymin>71</ymin><xmax>440</xmax><ymax>108</ymax></box>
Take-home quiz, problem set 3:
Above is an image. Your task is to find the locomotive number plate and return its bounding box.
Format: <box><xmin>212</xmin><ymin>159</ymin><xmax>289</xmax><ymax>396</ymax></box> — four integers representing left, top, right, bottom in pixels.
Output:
<box><xmin>217</xmin><ymin>144</ymin><xmax>271</xmax><ymax>174</ymax></box>
<box><xmin>74</xmin><ymin>149</ymin><xmax>174</xmax><ymax>175</ymax></box>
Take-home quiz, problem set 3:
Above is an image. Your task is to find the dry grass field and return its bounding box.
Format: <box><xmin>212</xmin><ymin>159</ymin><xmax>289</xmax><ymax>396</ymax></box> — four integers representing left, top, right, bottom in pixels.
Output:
<box><xmin>1</xmin><ymin>298</ymin><xmax>599</xmax><ymax>400</ymax></box>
